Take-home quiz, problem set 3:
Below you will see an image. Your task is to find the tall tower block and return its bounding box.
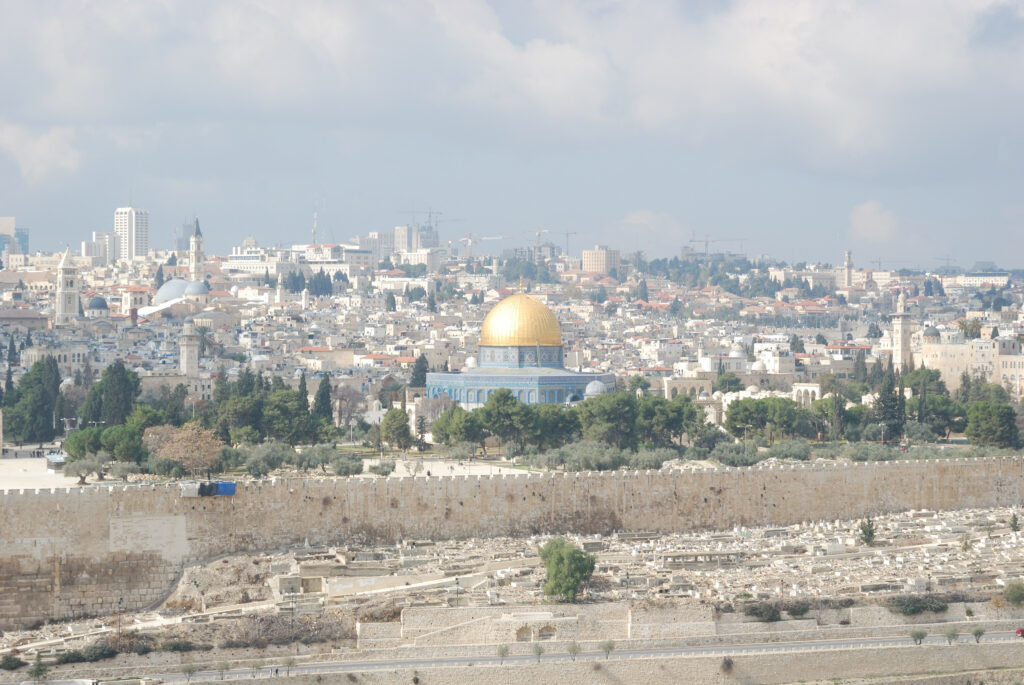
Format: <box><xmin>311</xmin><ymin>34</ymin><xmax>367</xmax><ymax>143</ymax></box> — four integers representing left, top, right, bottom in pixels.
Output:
<box><xmin>180</xmin><ymin>323</ymin><xmax>200</xmax><ymax>377</ymax></box>
<box><xmin>892</xmin><ymin>291</ymin><xmax>913</xmax><ymax>372</ymax></box>
<box><xmin>54</xmin><ymin>249</ymin><xmax>79</xmax><ymax>327</ymax></box>
<box><xmin>843</xmin><ymin>250</ymin><xmax>853</xmax><ymax>289</ymax></box>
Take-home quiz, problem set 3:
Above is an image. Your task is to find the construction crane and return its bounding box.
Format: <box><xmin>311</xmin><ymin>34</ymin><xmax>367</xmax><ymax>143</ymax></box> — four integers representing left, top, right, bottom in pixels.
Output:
<box><xmin>454</xmin><ymin>233</ymin><xmax>506</xmax><ymax>259</ymax></box>
<box><xmin>561</xmin><ymin>231</ymin><xmax>578</xmax><ymax>256</ymax></box>
<box><xmin>688</xmin><ymin>235</ymin><xmax>740</xmax><ymax>256</ymax></box>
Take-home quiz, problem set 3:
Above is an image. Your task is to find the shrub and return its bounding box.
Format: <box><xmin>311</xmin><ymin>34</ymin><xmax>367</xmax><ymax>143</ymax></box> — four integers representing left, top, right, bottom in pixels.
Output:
<box><xmin>910</xmin><ymin>629</ymin><xmax>927</xmax><ymax>645</ymax></box>
<box><xmin>0</xmin><ymin>654</ymin><xmax>26</xmax><ymax>670</ymax></box>
<box><xmin>161</xmin><ymin>640</ymin><xmax>205</xmax><ymax>652</ymax></box>
<box><xmin>784</xmin><ymin>602</ymin><xmax>811</xmax><ymax>617</ymax></box>
<box><xmin>766</xmin><ymin>439</ymin><xmax>811</xmax><ymax>461</ymax></box>
<box><xmin>55</xmin><ymin>650</ymin><xmax>86</xmax><ymax>664</ymax></box>
<box><xmin>1004</xmin><ymin>582</ymin><xmax>1024</xmax><ymax>606</ymax></box>
<box><xmin>332</xmin><ymin>456</ymin><xmax>363</xmax><ymax>477</ymax></box>
<box><xmin>720</xmin><ymin>656</ymin><xmax>734</xmax><ymax>674</ymax></box>
<box><xmin>369</xmin><ymin>460</ymin><xmax>395</xmax><ymax>477</ymax></box>
<box><xmin>711</xmin><ymin>443</ymin><xmax>761</xmax><ymax>467</ymax></box>
<box><xmin>891</xmin><ymin>595</ymin><xmax>948</xmax><ymax>616</ymax></box>
<box><xmin>744</xmin><ymin>602</ymin><xmax>781</xmax><ymax>622</ymax></box>
<box><xmin>82</xmin><ymin>642</ymin><xmax>118</xmax><ymax>661</ymax></box>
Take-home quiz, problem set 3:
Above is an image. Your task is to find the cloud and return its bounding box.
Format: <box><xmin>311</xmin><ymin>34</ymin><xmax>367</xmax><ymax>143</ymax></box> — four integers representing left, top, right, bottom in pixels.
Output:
<box><xmin>0</xmin><ymin>123</ymin><xmax>81</xmax><ymax>182</ymax></box>
<box><xmin>849</xmin><ymin>201</ymin><xmax>898</xmax><ymax>244</ymax></box>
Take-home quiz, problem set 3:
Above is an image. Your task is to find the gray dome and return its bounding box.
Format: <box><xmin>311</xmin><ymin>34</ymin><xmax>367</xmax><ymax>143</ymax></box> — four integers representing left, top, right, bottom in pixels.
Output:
<box><xmin>154</xmin><ymin>279</ymin><xmax>207</xmax><ymax>305</ymax></box>
<box><xmin>86</xmin><ymin>296</ymin><xmax>108</xmax><ymax>310</ymax></box>
<box><xmin>584</xmin><ymin>379</ymin><xmax>607</xmax><ymax>397</ymax></box>
<box><xmin>183</xmin><ymin>280</ymin><xmax>209</xmax><ymax>296</ymax></box>
<box><xmin>923</xmin><ymin>326</ymin><xmax>940</xmax><ymax>339</ymax></box>
<box><xmin>154</xmin><ymin>279</ymin><xmax>190</xmax><ymax>304</ymax></box>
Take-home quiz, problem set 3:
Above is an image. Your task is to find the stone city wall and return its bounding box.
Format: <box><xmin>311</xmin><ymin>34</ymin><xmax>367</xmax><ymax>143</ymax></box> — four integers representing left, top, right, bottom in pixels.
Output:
<box><xmin>0</xmin><ymin>457</ymin><xmax>1022</xmax><ymax>629</ymax></box>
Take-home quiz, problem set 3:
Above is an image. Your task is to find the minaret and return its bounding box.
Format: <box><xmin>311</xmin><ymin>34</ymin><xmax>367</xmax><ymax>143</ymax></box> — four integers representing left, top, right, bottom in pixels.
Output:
<box><xmin>180</xmin><ymin>322</ymin><xmax>200</xmax><ymax>377</ymax></box>
<box><xmin>892</xmin><ymin>291</ymin><xmax>912</xmax><ymax>372</ymax></box>
<box><xmin>54</xmin><ymin>248</ymin><xmax>79</xmax><ymax>326</ymax></box>
<box><xmin>189</xmin><ymin>218</ymin><xmax>204</xmax><ymax>282</ymax></box>
<box><xmin>843</xmin><ymin>250</ymin><xmax>853</xmax><ymax>289</ymax></box>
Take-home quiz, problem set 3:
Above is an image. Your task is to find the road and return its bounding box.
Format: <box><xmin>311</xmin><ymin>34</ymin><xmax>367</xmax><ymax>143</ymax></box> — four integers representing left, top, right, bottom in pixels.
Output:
<box><xmin>149</xmin><ymin>631</ymin><xmax>1021</xmax><ymax>681</ymax></box>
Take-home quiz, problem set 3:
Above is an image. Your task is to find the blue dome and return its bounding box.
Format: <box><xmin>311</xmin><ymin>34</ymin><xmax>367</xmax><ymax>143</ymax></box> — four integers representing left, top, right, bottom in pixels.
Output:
<box><xmin>86</xmin><ymin>296</ymin><xmax>108</xmax><ymax>310</ymax></box>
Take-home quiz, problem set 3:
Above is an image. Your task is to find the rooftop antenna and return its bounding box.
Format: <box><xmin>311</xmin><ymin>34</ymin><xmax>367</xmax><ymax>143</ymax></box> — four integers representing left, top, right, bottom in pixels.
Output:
<box><xmin>312</xmin><ymin>209</ymin><xmax>318</xmax><ymax>246</ymax></box>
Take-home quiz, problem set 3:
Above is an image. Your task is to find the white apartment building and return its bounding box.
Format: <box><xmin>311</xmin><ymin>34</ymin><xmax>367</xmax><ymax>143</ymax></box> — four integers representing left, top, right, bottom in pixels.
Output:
<box><xmin>582</xmin><ymin>245</ymin><xmax>621</xmax><ymax>275</ymax></box>
<box><xmin>113</xmin><ymin>207</ymin><xmax>149</xmax><ymax>261</ymax></box>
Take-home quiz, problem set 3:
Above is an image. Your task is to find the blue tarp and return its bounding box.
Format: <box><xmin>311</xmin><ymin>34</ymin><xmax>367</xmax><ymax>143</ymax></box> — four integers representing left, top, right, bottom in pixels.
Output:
<box><xmin>216</xmin><ymin>482</ymin><xmax>236</xmax><ymax>496</ymax></box>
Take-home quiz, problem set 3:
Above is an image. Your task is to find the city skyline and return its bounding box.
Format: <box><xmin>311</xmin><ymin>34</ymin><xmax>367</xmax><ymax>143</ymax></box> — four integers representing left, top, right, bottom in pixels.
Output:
<box><xmin>1</xmin><ymin>2</ymin><xmax>1023</xmax><ymax>265</ymax></box>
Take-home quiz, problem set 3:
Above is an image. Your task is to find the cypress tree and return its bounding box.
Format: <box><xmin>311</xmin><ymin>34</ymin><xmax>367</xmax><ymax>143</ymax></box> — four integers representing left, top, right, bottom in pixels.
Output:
<box><xmin>297</xmin><ymin>372</ymin><xmax>308</xmax><ymax>412</ymax></box>
<box><xmin>312</xmin><ymin>376</ymin><xmax>332</xmax><ymax>422</ymax></box>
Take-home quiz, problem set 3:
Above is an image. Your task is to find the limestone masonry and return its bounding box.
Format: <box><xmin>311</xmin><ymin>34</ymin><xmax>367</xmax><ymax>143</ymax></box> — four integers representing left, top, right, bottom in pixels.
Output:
<box><xmin>1</xmin><ymin>457</ymin><xmax>1022</xmax><ymax>629</ymax></box>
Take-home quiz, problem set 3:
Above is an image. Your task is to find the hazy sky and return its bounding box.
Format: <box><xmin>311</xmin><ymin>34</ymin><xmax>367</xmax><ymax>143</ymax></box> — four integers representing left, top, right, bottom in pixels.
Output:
<box><xmin>2</xmin><ymin>1</ymin><xmax>1023</xmax><ymax>268</ymax></box>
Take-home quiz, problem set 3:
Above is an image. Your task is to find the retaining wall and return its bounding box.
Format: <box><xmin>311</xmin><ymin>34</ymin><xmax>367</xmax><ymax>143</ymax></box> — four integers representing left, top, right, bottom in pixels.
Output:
<box><xmin>1</xmin><ymin>457</ymin><xmax>1022</xmax><ymax>629</ymax></box>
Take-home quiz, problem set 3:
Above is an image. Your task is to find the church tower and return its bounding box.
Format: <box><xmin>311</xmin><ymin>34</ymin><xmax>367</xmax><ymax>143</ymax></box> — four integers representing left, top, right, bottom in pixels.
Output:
<box><xmin>189</xmin><ymin>218</ymin><xmax>204</xmax><ymax>282</ymax></box>
<box><xmin>54</xmin><ymin>248</ymin><xmax>79</xmax><ymax>327</ymax></box>
<box><xmin>892</xmin><ymin>291</ymin><xmax>912</xmax><ymax>372</ymax></box>
<box><xmin>180</xmin><ymin>322</ymin><xmax>200</xmax><ymax>377</ymax></box>
<box><xmin>843</xmin><ymin>250</ymin><xmax>853</xmax><ymax>289</ymax></box>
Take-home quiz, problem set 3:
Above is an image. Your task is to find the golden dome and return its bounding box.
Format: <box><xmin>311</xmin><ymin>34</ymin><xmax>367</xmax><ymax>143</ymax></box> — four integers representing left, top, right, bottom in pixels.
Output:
<box><xmin>479</xmin><ymin>293</ymin><xmax>562</xmax><ymax>347</ymax></box>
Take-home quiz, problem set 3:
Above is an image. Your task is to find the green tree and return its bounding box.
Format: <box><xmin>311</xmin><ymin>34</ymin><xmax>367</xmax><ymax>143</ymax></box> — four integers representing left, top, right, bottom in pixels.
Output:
<box><xmin>480</xmin><ymin>389</ymin><xmax>521</xmax><ymax>448</ymax></box>
<box><xmin>1011</xmin><ymin>513</ymin><xmax>1019</xmax><ymax>532</ymax></box>
<box><xmin>636</xmin><ymin>279</ymin><xmax>649</xmax><ymax>302</ymax></box>
<box><xmin>910</xmin><ymin>629</ymin><xmax>927</xmax><ymax>645</ymax></box>
<box><xmin>262</xmin><ymin>390</ymin><xmax>317</xmax><ymax>445</ymax></box>
<box><xmin>566</xmin><ymin>640</ymin><xmax>580</xmax><ymax>661</ymax></box>
<box><xmin>1003</xmin><ymin>582</ymin><xmax>1024</xmax><ymax>606</ymax></box>
<box><xmin>627</xmin><ymin>375</ymin><xmax>651</xmax><ymax>395</ymax></box>
<box><xmin>866</xmin><ymin>322</ymin><xmax>883</xmax><ymax>339</ymax></box>
<box><xmin>957</xmin><ymin>318</ymin><xmax>982</xmax><ymax>340</ymax></box>
<box><xmin>965</xmin><ymin>402</ymin><xmax>1019</xmax><ymax>448</ymax></box>
<box><xmin>497</xmin><ymin>644</ymin><xmax>509</xmax><ymax>665</ymax></box>
<box><xmin>312</xmin><ymin>375</ymin><xmax>332</xmax><ymax>422</ymax></box>
<box><xmin>26</xmin><ymin>654</ymin><xmax>48</xmax><ymax>682</ymax></box>
<box><xmin>599</xmin><ymin>640</ymin><xmax>616</xmax><ymax>659</ymax></box>
<box><xmin>296</xmin><ymin>372</ymin><xmax>308</xmax><ymax>412</ymax></box>
<box><xmin>409</xmin><ymin>354</ymin><xmax>429</xmax><ymax>387</ymax></box>
<box><xmin>384</xmin><ymin>292</ymin><xmax>397</xmax><ymax>312</ymax></box>
<box><xmin>714</xmin><ymin>371</ymin><xmax>743</xmax><ymax>393</ymax></box>
<box><xmin>155</xmin><ymin>264</ymin><xmax>164</xmax><ymax>288</ymax></box>
<box><xmin>789</xmin><ymin>334</ymin><xmax>805</xmax><ymax>353</ymax></box>
<box><xmin>859</xmin><ymin>517</ymin><xmax>876</xmax><ymax>544</ymax></box>
<box><xmin>972</xmin><ymin>627</ymin><xmax>985</xmax><ymax>643</ymax></box>
<box><xmin>853</xmin><ymin>349</ymin><xmax>868</xmax><ymax>383</ymax></box>
<box><xmin>873</xmin><ymin>363</ymin><xmax>904</xmax><ymax>443</ymax></box>
<box><xmin>576</xmin><ymin>392</ymin><xmax>638</xmax><ymax>450</ymax></box>
<box><xmin>538</xmin><ymin>537</ymin><xmax>596</xmax><ymax>602</ymax></box>
<box><xmin>814</xmin><ymin>333</ymin><xmax>827</xmax><ymax>345</ymax></box>
<box><xmin>3</xmin><ymin>356</ymin><xmax>63</xmax><ymax>442</ymax></box>
<box><xmin>380</xmin><ymin>408</ymin><xmax>412</xmax><ymax>451</ymax></box>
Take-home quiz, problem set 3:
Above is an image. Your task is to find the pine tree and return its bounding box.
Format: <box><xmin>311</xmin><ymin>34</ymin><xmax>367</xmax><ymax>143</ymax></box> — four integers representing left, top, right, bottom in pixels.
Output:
<box><xmin>155</xmin><ymin>264</ymin><xmax>165</xmax><ymax>288</ymax></box>
<box><xmin>7</xmin><ymin>336</ymin><xmax>17</xmax><ymax>365</ymax></box>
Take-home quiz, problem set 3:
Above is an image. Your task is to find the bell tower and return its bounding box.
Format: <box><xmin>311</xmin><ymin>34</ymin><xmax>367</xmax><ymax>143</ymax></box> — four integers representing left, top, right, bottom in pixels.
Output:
<box><xmin>54</xmin><ymin>248</ymin><xmax>79</xmax><ymax>327</ymax></box>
